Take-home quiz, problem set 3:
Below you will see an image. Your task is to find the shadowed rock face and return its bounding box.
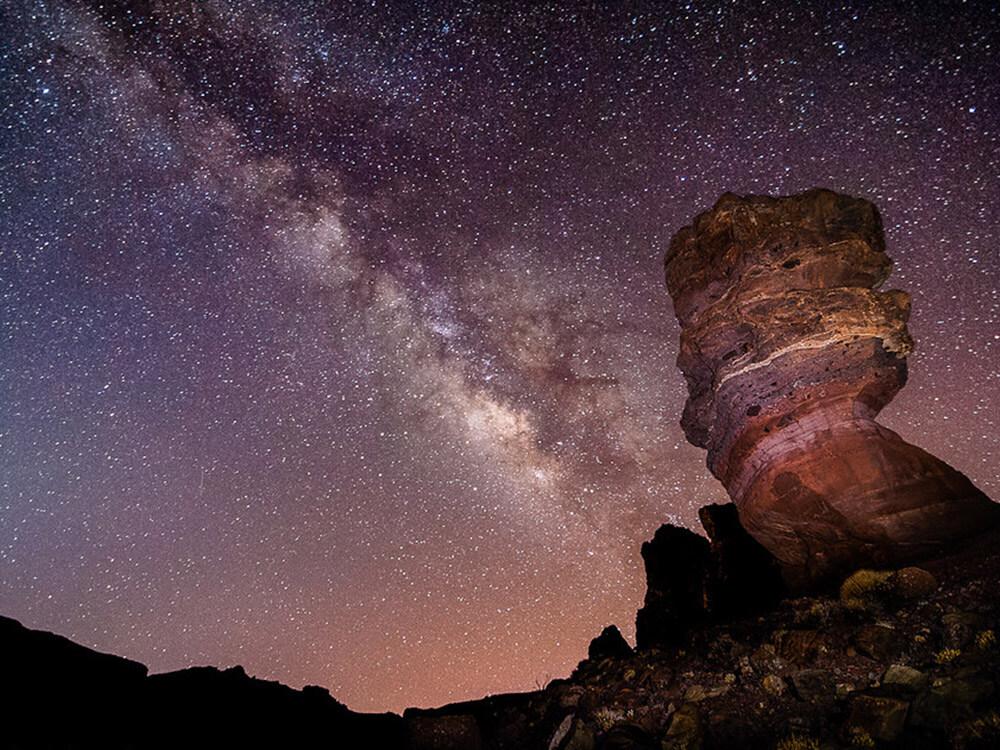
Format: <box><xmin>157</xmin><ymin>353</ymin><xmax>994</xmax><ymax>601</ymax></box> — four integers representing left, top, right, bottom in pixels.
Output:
<box><xmin>664</xmin><ymin>189</ymin><xmax>1000</xmax><ymax>587</ymax></box>
<box><xmin>635</xmin><ymin>503</ymin><xmax>785</xmax><ymax>649</ymax></box>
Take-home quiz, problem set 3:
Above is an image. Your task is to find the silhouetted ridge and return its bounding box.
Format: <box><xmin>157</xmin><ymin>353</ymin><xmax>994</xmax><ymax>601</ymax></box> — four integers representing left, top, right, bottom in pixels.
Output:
<box><xmin>0</xmin><ymin>615</ymin><xmax>403</xmax><ymax>749</ymax></box>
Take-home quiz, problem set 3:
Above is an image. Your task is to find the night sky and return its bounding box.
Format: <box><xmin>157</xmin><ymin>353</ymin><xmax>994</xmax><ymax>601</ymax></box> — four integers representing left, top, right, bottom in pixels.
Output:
<box><xmin>1</xmin><ymin>0</ymin><xmax>997</xmax><ymax>713</ymax></box>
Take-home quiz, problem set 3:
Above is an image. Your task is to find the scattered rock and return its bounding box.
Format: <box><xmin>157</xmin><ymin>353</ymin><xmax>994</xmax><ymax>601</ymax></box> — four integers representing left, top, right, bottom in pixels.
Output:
<box><xmin>683</xmin><ymin>685</ymin><xmax>708</xmax><ymax>702</ymax></box>
<box><xmin>749</xmin><ymin>644</ymin><xmax>788</xmax><ymax>674</ymax></box>
<box><xmin>943</xmin><ymin>613</ymin><xmax>986</xmax><ymax>649</ymax></box>
<box><xmin>549</xmin><ymin>714</ymin><xmax>575</xmax><ymax>750</ymax></box>
<box><xmin>776</xmin><ymin>629</ymin><xmax>827</xmax><ymax>665</ymax></box>
<box><xmin>554</xmin><ymin>684</ymin><xmax>586</xmax><ymax>709</ymax></box>
<box><xmin>682</xmin><ymin>684</ymin><xmax>729</xmax><ymax>703</ymax></box>
<box><xmin>951</xmin><ymin>710</ymin><xmax>1000</xmax><ymax>750</ymax></box>
<box><xmin>595</xmin><ymin>724</ymin><xmax>658</xmax><ymax>750</ymax></box>
<box><xmin>562</xmin><ymin>718</ymin><xmax>596</xmax><ymax>750</ymax></box>
<box><xmin>649</xmin><ymin>666</ymin><xmax>674</xmax><ymax>691</ymax></box>
<box><xmin>942</xmin><ymin>613</ymin><xmax>985</xmax><ymax>629</ymax></box>
<box><xmin>835</xmin><ymin>683</ymin><xmax>856</xmax><ymax>701</ymax></box>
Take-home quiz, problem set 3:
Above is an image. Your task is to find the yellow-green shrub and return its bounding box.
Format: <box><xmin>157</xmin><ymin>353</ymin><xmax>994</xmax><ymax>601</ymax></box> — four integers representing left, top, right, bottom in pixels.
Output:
<box><xmin>840</xmin><ymin>569</ymin><xmax>894</xmax><ymax>614</ymax></box>
<box><xmin>847</xmin><ymin>728</ymin><xmax>875</xmax><ymax>748</ymax></box>
<box><xmin>952</xmin><ymin>710</ymin><xmax>1000</xmax><ymax>749</ymax></box>
<box><xmin>935</xmin><ymin>647</ymin><xmax>961</xmax><ymax>664</ymax></box>
<box><xmin>775</xmin><ymin>735</ymin><xmax>820</xmax><ymax>750</ymax></box>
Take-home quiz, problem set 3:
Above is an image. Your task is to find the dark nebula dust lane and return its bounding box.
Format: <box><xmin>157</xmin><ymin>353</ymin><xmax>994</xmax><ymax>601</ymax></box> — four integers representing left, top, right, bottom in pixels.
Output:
<box><xmin>1</xmin><ymin>0</ymin><xmax>998</xmax><ymax>712</ymax></box>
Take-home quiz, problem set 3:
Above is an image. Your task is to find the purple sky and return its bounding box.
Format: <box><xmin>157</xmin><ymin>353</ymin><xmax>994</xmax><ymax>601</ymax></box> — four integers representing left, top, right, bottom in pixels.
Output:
<box><xmin>1</xmin><ymin>0</ymin><xmax>997</xmax><ymax>712</ymax></box>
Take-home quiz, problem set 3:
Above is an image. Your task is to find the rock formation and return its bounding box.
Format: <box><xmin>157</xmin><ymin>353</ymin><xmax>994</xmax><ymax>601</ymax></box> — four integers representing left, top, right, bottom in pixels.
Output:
<box><xmin>664</xmin><ymin>188</ymin><xmax>1000</xmax><ymax>587</ymax></box>
<box><xmin>588</xmin><ymin>625</ymin><xmax>634</xmax><ymax>661</ymax></box>
<box><xmin>636</xmin><ymin>503</ymin><xmax>785</xmax><ymax>649</ymax></box>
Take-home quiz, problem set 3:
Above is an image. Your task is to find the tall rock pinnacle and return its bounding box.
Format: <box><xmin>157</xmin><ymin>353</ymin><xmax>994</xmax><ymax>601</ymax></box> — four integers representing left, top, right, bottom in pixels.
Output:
<box><xmin>664</xmin><ymin>188</ymin><xmax>1000</xmax><ymax>587</ymax></box>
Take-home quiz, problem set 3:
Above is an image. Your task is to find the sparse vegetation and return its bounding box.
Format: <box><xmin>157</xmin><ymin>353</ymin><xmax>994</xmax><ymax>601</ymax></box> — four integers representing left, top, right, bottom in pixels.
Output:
<box><xmin>840</xmin><ymin>569</ymin><xmax>894</xmax><ymax>614</ymax></box>
<box><xmin>847</xmin><ymin>727</ymin><xmax>876</xmax><ymax>748</ymax></box>
<box><xmin>797</xmin><ymin>599</ymin><xmax>838</xmax><ymax>627</ymax></box>
<box><xmin>935</xmin><ymin>647</ymin><xmax>961</xmax><ymax>664</ymax></box>
<box><xmin>593</xmin><ymin>707</ymin><xmax>633</xmax><ymax>731</ymax></box>
<box><xmin>953</xmin><ymin>710</ymin><xmax>1000</xmax><ymax>749</ymax></box>
<box><xmin>775</xmin><ymin>734</ymin><xmax>820</xmax><ymax>750</ymax></box>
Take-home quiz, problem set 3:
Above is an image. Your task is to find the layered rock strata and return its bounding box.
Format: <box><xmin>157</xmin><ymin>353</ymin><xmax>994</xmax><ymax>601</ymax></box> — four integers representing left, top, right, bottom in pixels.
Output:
<box><xmin>664</xmin><ymin>189</ymin><xmax>1000</xmax><ymax>587</ymax></box>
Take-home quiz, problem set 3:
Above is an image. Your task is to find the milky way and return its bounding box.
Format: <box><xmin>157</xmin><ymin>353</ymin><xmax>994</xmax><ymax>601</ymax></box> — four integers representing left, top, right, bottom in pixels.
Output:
<box><xmin>1</xmin><ymin>0</ymin><xmax>998</xmax><ymax>712</ymax></box>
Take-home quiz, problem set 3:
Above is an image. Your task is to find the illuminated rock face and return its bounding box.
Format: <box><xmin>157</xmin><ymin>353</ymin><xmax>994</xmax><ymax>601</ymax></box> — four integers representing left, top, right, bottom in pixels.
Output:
<box><xmin>664</xmin><ymin>189</ymin><xmax>1000</xmax><ymax>587</ymax></box>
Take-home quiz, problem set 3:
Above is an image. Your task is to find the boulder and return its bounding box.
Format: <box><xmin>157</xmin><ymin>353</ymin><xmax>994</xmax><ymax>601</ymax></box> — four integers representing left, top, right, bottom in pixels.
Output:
<box><xmin>892</xmin><ymin>567</ymin><xmax>938</xmax><ymax>599</ymax></box>
<box><xmin>787</xmin><ymin>669</ymin><xmax>833</xmax><ymax>702</ymax></box>
<box><xmin>854</xmin><ymin>625</ymin><xmax>904</xmax><ymax>661</ymax></box>
<box><xmin>588</xmin><ymin>626</ymin><xmax>634</xmax><ymax>661</ymax></box>
<box><xmin>661</xmin><ymin>704</ymin><xmax>703</xmax><ymax>750</ymax></box>
<box><xmin>882</xmin><ymin>665</ymin><xmax>928</xmax><ymax>692</ymax></box>
<box><xmin>845</xmin><ymin>695</ymin><xmax>909</xmax><ymax>742</ymax></box>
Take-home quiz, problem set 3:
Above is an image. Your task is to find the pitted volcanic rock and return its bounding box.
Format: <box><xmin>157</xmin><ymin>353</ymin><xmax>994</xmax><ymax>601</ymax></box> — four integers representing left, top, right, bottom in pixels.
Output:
<box><xmin>664</xmin><ymin>188</ymin><xmax>1000</xmax><ymax>587</ymax></box>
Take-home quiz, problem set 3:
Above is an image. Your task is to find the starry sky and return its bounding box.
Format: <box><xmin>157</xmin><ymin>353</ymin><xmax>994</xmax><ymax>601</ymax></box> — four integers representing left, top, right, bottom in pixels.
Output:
<box><xmin>1</xmin><ymin>0</ymin><xmax>997</xmax><ymax>714</ymax></box>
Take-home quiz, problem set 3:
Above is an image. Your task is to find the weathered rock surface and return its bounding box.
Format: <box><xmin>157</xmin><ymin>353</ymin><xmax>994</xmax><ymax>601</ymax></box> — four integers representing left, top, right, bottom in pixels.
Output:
<box><xmin>663</xmin><ymin>188</ymin><xmax>1000</xmax><ymax>587</ymax></box>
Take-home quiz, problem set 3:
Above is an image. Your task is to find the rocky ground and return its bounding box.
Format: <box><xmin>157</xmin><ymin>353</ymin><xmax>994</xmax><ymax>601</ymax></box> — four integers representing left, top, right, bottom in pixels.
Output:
<box><xmin>408</xmin><ymin>537</ymin><xmax>1000</xmax><ymax>749</ymax></box>
<box><xmin>3</xmin><ymin>523</ymin><xmax>997</xmax><ymax>749</ymax></box>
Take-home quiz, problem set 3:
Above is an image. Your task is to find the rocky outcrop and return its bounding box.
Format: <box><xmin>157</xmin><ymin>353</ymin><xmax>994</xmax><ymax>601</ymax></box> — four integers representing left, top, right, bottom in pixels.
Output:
<box><xmin>636</xmin><ymin>503</ymin><xmax>785</xmax><ymax>649</ymax></box>
<box><xmin>664</xmin><ymin>188</ymin><xmax>1000</xmax><ymax>587</ymax></box>
<box><xmin>635</xmin><ymin>523</ymin><xmax>712</xmax><ymax>649</ymax></box>
<box><xmin>588</xmin><ymin>625</ymin><xmax>634</xmax><ymax>661</ymax></box>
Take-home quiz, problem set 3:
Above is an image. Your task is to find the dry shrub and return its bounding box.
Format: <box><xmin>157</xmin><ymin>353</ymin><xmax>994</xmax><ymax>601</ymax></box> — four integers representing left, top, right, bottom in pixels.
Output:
<box><xmin>953</xmin><ymin>710</ymin><xmax>1000</xmax><ymax>750</ymax></box>
<box><xmin>775</xmin><ymin>735</ymin><xmax>820</xmax><ymax>750</ymax></box>
<box><xmin>840</xmin><ymin>569</ymin><xmax>894</xmax><ymax>614</ymax></box>
<box><xmin>935</xmin><ymin>647</ymin><xmax>961</xmax><ymax>664</ymax></box>
<box><xmin>975</xmin><ymin>630</ymin><xmax>996</xmax><ymax>650</ymax></box>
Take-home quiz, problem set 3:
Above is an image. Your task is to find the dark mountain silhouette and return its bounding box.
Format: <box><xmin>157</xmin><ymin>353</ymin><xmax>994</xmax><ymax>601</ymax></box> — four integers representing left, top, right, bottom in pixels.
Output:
<box><xmin>0</xmin><ymin>615</ymin><xmax>403</xmax><ymax>749</ymax></box>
